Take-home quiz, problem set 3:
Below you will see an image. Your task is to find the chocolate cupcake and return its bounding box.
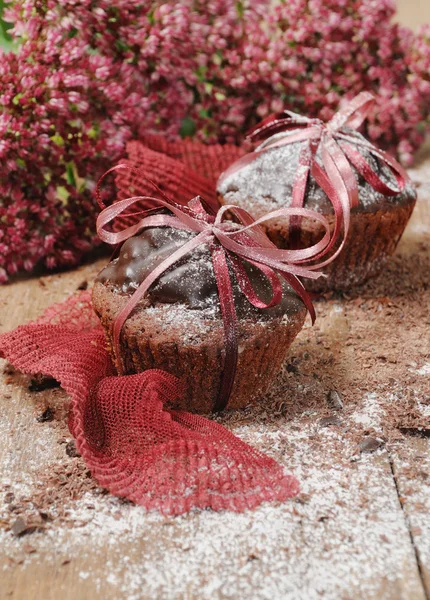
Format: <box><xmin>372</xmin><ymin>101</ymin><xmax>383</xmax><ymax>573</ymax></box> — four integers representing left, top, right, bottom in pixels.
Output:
<box><xmin>217</xmin><ymin>97</ymin><xmax>417</xmax><ymax>292</ymax></box>
<box><xmin>92</xmin><ymin>225</ymin><xmax>307</xmax><ymax>414</ymax></box>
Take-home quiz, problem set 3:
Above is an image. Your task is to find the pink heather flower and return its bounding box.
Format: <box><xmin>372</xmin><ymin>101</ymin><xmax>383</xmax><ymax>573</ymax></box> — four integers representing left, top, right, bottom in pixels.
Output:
<box><xmin>0</xmin><ymin>0</ymin><xmax>428</xmax><ymax>281</ymax></box>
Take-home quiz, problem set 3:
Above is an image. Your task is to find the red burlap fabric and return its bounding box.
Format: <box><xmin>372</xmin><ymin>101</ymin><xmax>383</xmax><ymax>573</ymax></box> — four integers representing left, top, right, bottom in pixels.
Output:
<box><xmin>114</xmin><ymin>136</ymin><xmax>245</xmax><ymax>220</ymax></box>
<box><xmin>0</xmin><ymin>291</ymin><xmax>299</xmax><ymax>515</ymax></box>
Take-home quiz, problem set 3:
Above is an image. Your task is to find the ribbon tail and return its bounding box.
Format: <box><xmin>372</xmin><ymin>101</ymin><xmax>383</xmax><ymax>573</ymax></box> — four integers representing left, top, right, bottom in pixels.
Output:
<box><xmin>211</xmin><ymin>245</ymin><xmax>239</xmax><ymax>412</ymax></box>
<box><xmin>325</xmin><ymin>136</ymin><xmax>359</xmax><ymax>208</ymax></box>
<box><xmin>289</xmin><ymin>140</ymin><xmax>318</xmax><ymax>246</ymax></box>
<box><xmin>277</xmin><ymin>271</ymin><xmax>316</xmax><ymax>324</ymax></box>
<box><xmin>327</xmin><ymin>91</ymin><xmax>375</xmax><ymax>132</ymax></box>
<box><xmin>341</xmin><ymin>142</ymin><xmax>407</xmax><ymax>196</ymax></box>
<box><xmin>229</xmin><ymin>253</ymin><xmax>283</xmax><ymax>309</ymax></box>
<box><xmin>309</xmin><ymin>162</ymin><xmax>344</xmax><ymax>265</ymax></box>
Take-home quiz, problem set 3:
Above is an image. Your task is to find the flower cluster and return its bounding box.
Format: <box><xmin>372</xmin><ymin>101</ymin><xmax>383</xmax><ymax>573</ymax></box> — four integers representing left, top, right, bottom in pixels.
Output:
<box><xmin>0</xmin><ymin>0</ymin><xmax>428</xmax><ymax>281</ymax></box>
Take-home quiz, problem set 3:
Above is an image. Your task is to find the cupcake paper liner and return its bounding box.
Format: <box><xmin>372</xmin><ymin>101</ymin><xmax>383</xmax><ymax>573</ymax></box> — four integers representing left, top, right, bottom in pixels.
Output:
<box><xmin>92</xmin><ymin>282</ymin><xmax>306</xmax><ymax>413</ymax></box>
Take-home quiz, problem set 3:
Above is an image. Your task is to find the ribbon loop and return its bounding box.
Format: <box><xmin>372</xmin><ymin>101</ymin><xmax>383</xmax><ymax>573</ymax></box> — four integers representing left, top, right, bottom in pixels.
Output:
<box><xmin>96</xmin><ymin>166</ymin><xmax>335</xmax><ymax>411</ymax></box>
<box><xmin>218</xmin><ymin>92</ymin><xmax>410</xmax><ymax>267</ymax></box>
<box><xmin>327</xmin><ymin>91</ymin><xmax>375</xmax><ymax>132</ymax></box>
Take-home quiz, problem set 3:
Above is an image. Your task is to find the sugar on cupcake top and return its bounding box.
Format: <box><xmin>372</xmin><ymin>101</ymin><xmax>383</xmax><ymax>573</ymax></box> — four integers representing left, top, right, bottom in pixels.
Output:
<box><xmin>217</xmin><ymin>129</ymin><xmax>416</xmax><ymax>219</ymax></box>
<box><xmin>96</xmin><ymin>225</ymin><xmax>305</xmax><ymax>321</ymax></box>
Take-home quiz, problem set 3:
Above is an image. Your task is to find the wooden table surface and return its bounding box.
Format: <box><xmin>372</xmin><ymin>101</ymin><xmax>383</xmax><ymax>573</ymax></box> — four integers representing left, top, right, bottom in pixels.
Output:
<box><xmin>0</xmin><ymin>144</ymin><xmax>429</xmax><ymax>600</ymax></box>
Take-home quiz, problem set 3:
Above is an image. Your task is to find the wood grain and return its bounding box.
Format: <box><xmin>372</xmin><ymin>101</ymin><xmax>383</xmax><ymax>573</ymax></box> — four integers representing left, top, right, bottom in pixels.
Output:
<box><xmin>391</xmin><ymin>437</ymin><xmax>430</xmax><ymax>598</ymax></box>
<box><xmin>0</xmin><ymin>240</ymin><xmax>429</xmax><ymax>599</ymax></box>
<box><xmin>1</xmin><ymin>117</ymin><xmax>430</xmax><ymax>600</ymax></box>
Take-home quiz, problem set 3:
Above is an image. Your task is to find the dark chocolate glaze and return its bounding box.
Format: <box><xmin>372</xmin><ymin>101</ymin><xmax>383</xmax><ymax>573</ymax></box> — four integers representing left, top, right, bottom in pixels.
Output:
<box><xmin>217</xmin><ymin>127</ymin><xmax>416</xmax><ymax>215</ymax></box>
<box><xmin>96</xmin><ymin>226</ymin><xmax>304</xmax><ymax>318</ymax></box>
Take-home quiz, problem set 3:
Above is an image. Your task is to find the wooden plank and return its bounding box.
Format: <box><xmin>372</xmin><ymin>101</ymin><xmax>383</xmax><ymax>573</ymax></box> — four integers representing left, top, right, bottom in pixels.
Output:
<box><xmin>0</xmin><ymin>257</ymin><xmax>427</xmax><ymax>600</ymax></box>
<box><xmin>0</xmin><ymin>380</ymin><xmax>427</xmax><ymax>599</ymax></box>
<box><xmin>395</xmin><ymin>141</ymin><xmax>430</xmax><ymax>596</ymax></box>
<box><xmin>390</xmin><ymin>437</ymin><xmax>430</xmax><ymax>598</ymax></box>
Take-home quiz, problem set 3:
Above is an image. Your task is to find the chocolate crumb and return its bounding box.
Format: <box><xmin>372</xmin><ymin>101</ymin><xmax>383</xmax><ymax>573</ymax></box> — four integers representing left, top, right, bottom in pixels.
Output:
<box><xmin>359</xmin><ymin>437</ymin><xmax>384</xmax><ymax>453</ymax></box>
<box><xmin>11</xmin><ymin>518</ymin><xmax>36</xmax><ymax>537</ymax></box>
<box><xmin>327</xmin><ymin>390</ymin><xmax>344</xmax><ymax>410</ymax></box>
<box><xmin>65</xmin><ymin>441</ymin><xmax>80</xmax><ymax>458</ymax></box>
<box><xmin>36</xmin><ymin>407</ymin><xmax>55</xmax><ymax>423</ymax></box>
<box><xmin>295</xmin><ymin>493</ymin><xmax>311</xmax><ymax>504</ymax></box>
<box><xmin>399</xmin><ymin>427</ymin><xmax>430</xmax><ymax>438</ymax></box>
<box><xmin>77</xmin><ymin>280</ymin><xmax>88</xmax><ymax>291</ymax></box>
<box><xmin>29</xmin><ymin>375</ymin><xmax>60</xmax><ymax>392</ymax></box>
<box><xmin>319</xmin><ymin>416</ymin><xmax>343</xmax><ymax>428</ymax></box>
<box><xmin>247</xmin><ymin>553</ymin><xmax>259</xmax><ymax>561</ymax></box>
<box><xmin>4</xmin><ymin>492</ymin><xmax>14</xmax><ymax>503</ymax></box>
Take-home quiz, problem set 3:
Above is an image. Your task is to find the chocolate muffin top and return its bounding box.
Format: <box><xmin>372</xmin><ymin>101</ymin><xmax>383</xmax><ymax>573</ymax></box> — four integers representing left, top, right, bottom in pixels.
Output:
<box><xmin>96</xmin><ymin>226</ymin><xmax>305</xmax><ymax>321</ymax></box>
<box><xmin>217</xmin><ymin>129</ymin><xmax>416</xmax><ymax>219</ymax></box>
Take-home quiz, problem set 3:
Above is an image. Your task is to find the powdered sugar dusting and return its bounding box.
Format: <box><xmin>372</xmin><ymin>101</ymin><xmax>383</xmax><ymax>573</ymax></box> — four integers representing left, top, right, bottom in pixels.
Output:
<box><xmin>217</xmin><ymin>133</ymin><xmax>415</xmax><ymax>218</ymax></box>
<box><xmin>391</xmin><ymin>439</ymin><xmax>430</xmax><ymax>574</ymax></box>
<box><xmin>414</xmin><ymin>363</ymin><xmax>430</xmax><ymax>376</ymax></box>
<box><xmin>1</xmin><ymin>159</ymin><xmax>429</xmax><ymax>598</ymax></box>
<box><xmin>0</xmin><ymin>395</ymin><xmax>424</xmax><ymax>600</ymax></box>
<box><xmin>351</xmin><ymin>392</ymin><xmax>384</xmax><ymax>430</ymax></box>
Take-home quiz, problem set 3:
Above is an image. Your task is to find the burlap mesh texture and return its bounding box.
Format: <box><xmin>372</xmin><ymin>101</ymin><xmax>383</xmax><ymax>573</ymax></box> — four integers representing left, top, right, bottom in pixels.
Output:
<box><xmin>114</xmin><ymin>137</ymin><xmax>245</xmax><ymax>225</ymax></box>
<box><xmin>0</xmin><ymin>291</ymin><xmax>299</xmax><ymax>515</ymax></box>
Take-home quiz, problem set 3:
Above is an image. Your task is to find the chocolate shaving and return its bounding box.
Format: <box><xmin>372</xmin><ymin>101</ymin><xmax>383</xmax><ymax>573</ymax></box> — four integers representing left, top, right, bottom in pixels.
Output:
<box><xmin>319</xmin><ymin>416</ymin><xmax>343</xmax><ymax>428</ymax></box>
<box><xmin>29</xmin><ymin>375</ymin><xmax>60</xmax><ymax>392</ymax></box>
<box><xmin>399</xmin><ymin>427</ymin><xmax>430</xmax><ymax>438</ymax></box>
<box><xmin>36</xmin><ymin>407</ymin><xmax>55</xmax><ymax>423</ymax></box>
<box><xmin>327</xmin><ymin>390</ymin><xmax>344</xmax><ymax>410</ymax></box>
<box><xmin>4</xmin><ymin>492</ymin><xmax>14</xmax><ymax>504</ymax></box>
<box><xmin>65</xmin><ymin>441</ymin><xmax>80</xmax><ymax>458</ymax></box>
<box><xmin>359</xmin><ymin>437</ymin><xmax>384</xmax><ymax>453</ymax></box>
<box><xmin>11</xmin><ymin>518</ymin><xmax>36</xmax><ymax>537</ymax></box>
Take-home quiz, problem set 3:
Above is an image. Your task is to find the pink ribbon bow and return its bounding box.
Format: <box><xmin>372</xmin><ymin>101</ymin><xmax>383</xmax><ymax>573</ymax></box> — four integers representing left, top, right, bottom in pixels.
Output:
<box><xmin>218</xmin><ymin>92</ymin><xmax>410</xmax><ymax>267</ymax></box>
<box><xmin>96</xmin><ymin>165</ymin><xmax>333</xmax><ymax>412</ymax></box>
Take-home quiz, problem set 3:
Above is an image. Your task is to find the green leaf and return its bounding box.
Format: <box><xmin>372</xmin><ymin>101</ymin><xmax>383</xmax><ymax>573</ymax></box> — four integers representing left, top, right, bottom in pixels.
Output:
<box><xmin>179</xmin><ymin>117</ymin><xmax>196</xmax><ymax>139</ymax></box>
<box><xmin>57</xmin><ymin>186</ymin><xmax>70</xmax><ymax>203</ymax></box>
<box><xmin>115</xmin><ymin>39</ymin><xmax>129</xmax><ymax>52</ymax></box>
<box><xmin>66</xmin><ymin>162</ymin><xmax>77</xmax><ymax>187</ymax></box>
<box><xmin>12</xmin><ymin>93</ymin><xmax>23</xmax><ymax>106</ymax></box>
<box><xmin>0</xmin><ymin>0</ymin><xmax>18</xmax><ymax>52</ymax></box>
<box><xmin>51</xmin><ymin>134</ymin><xmax>65</xmax><ymax>147</ymax></box>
